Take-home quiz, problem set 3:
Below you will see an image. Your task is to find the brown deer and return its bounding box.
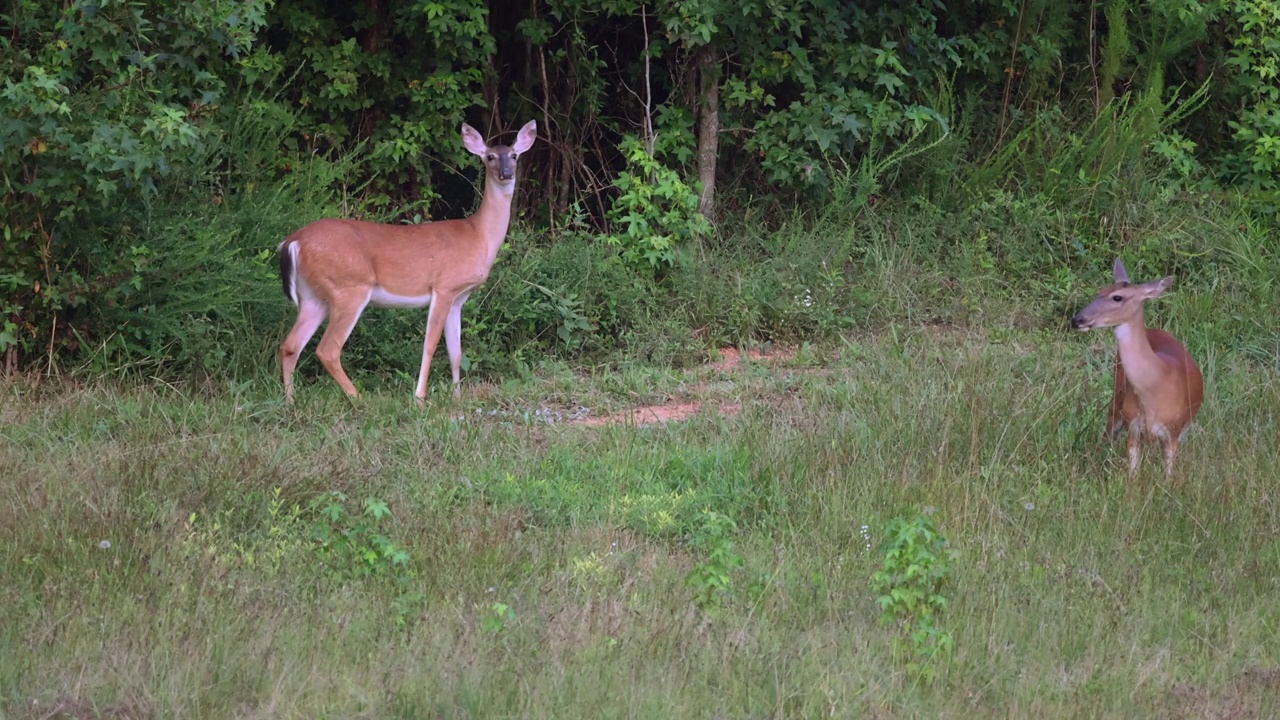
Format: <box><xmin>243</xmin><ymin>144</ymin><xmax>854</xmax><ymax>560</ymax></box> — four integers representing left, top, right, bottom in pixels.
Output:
<box><xmin>1071</xmin><ymin>257</ymin><xmax>1204</xmax><ymax>483</ymax></box>
<box><xmin>278</xmin><ymin>120</ymin><xmax>537</xmax><ymax>406</ymax></box>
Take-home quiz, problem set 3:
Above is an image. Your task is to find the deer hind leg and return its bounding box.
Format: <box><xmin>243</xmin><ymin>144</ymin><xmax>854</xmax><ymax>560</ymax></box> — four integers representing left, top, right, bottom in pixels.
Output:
<box><xmin>444</xmin><ymin>294</ymin><xmax>470</xmax><ymax>399</ymax></box>
<box><xmin>313</xmin><ymin>289</ymin><xmax>371</xmax><ymax>399</ymax></box>
<box><xmin>415</xmin><ymin>292</ymin><xmax>454</xmax><ymax>407</ymax></box>
<box><xmin>281</xmin><ymin>299</ymin><xmax>327</xmax><ymax>404</ymax></box>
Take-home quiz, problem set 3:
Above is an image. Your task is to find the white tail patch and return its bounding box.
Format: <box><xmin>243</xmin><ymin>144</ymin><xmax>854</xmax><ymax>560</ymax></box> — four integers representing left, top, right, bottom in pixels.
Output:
<box><xmin>285</xmin><ymin>241</ymin><xmax>300</xmax><ymax>306</ymax></box>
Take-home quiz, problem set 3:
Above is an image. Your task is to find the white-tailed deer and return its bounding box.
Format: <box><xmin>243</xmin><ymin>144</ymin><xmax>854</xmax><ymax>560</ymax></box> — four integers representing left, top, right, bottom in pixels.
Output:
<box><xmin>1071</xmin><ymin>257</ymin><xmax>1204</xmax><ymax>483</ymax></box>
<box><xmin>278</xmin><ymin>120</ymin><xmax>537</xmax><ymax>406</ymax></box>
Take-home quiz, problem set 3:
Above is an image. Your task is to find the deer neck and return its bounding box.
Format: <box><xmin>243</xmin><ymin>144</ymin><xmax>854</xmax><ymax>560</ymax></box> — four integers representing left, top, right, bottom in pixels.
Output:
<box><xmin>468</xmin><ymin>174</ymin><xmax>516</xmax><ymax>266</ymax></box>
<box><xmin>1113</xmin><ymin>310</ymin><xmax>1167</xmax><ymax>394</ymax></box>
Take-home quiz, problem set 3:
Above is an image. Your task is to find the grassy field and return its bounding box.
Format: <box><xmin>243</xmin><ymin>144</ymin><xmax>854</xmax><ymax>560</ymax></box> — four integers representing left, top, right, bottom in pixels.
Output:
<box><xmin>3</xmin><ymin>314</ymin><xmax>1279</xmax><ymax>718</ymax></box>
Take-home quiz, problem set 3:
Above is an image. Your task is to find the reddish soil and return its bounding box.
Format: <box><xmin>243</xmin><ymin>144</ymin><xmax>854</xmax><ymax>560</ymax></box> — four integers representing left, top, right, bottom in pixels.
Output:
<box><xmin>708</xmin><ymin>346</ymin><xmax>792</xmax><ymax>372</ymax></box>
<box><xmin>573</xmin><ymin>346</ymin><xmax>792</xmax><ymax>427</ymax></box>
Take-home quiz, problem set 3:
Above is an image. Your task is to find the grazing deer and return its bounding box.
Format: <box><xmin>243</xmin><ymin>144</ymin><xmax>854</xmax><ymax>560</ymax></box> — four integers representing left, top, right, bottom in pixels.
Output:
<box><xmin>1070</xmin><ymin>257</ymin><xmax>1204</xmax><ymax>483</ymax></box>
<box><xmin>278</xmin><ymin>120</ymin><xmax>537</xmax><ymax>406</ymax></box>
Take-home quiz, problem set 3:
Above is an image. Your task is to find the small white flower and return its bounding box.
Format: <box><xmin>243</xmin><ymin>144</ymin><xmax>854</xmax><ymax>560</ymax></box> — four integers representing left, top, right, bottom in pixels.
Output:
<box><xmin>1024</xmin><ymin>502</ymin><xmax>1035</xmax><ymax>511</ymax></box>
<box><xmin>486</xmin><ymin>586</ymin><xmax>496</xmax><ymax>593</ymax></box>
<box><xmin>98</xmin><ymin>540</ymin><xmax>111</xmax><ymax>550</ymax></box>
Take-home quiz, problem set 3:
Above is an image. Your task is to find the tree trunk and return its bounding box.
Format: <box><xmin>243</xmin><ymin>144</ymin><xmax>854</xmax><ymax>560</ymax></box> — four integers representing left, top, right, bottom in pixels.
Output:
<box><xmin>695</xmin><ymin>48</ymin><xmax>720</xmax><ymax>221</ymax></box>
<box><xmin>356</xmin><ymin>0</ymin><xmax>387</xmax><ymax>141</ymax></box>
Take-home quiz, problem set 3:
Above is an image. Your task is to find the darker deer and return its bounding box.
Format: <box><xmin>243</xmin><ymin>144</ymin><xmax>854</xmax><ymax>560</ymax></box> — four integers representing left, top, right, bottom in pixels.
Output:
<box><xmin>1071</xmin><ymin>257</ymin><xmax>1204</xmax><ymax>483</ymax></box>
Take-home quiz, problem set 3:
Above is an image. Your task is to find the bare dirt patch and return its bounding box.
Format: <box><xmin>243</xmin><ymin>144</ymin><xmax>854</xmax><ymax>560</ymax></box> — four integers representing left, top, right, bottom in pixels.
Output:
<box><xmin>576</xmin><ymin>401</ymin><xmax>742</xmax><ymax>427</ymax></box>
<box><xmin>707</xmin><ymin>345</ymin><xmax>794</xmax><ymax>372</ymax></box>
<box><xmin>571</xmin><ymin>346</ymin><xmax>795</xmax><ymax>427</ymax></box>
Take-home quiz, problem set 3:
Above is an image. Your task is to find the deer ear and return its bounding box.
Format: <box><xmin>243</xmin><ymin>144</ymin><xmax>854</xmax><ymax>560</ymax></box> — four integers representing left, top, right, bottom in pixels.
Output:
<box><xmin>512</xmin><ymin>120</ymin><xmax>537</xmax><ymax>154</ymax></box>
<box><xmin>1113</xmin><ymin>257</ymin><xmax>1130</xmax><ymax>284</ymax></box>
<box><xmin>461</xmin><ymin>124</ymin><xmax>488</xmax><ymax>156</ymax></box>
<box><xmin>1141</xmin><ymin>276</ymin><xmax>1174</xmax><ymax>298</ymax></box>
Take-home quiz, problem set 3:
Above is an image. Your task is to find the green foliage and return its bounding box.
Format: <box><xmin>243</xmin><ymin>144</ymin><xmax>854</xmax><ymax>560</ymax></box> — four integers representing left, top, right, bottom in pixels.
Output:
<box><xmin>308</xmin><ymin>492</ymin><xmax>414</xmax><ymax>583</ymax></box>
<box><xmin>660</xmin><ymin>0</ymin><xmax>960</xmax><ymax>188</ymax></box>
<box><xmin>1151</xmin><ymin>130</ymin><xmax>1207</xmax><ymax>181</ymax></box>
<box><xmin>870</xmin><ymin>512</ymin><xmax>957</xmax><ymax>683</ymax></box>
<box><xmin>1223</xmin><ymin>0</ymin><xmax>1280</xmax><ymax>190</ymax></box>
<box><xmin>604</xmin><ymin>135</ymin><xmax>710</xmax><ymax>273</ymax></box>
<box><xmin>685</xmin><ymin>510</ymin><xmax>744</xmax><ymax>616</ymax></box>
<box><xmin>265</xmin><ymin>0</ymin><xmax>492</xmax><ymax>210</ymax></box>
<box><xmin>0</xmin><ymin>0</ymin><xmax>271</xmax><ymax>363</ymax></box>
<box><xmin>2</xmin><ymin>0</ymin><xmax>1279</xmax><ymax>379</ymax></box>
<box><xmin>181</xmin><ymin>488</ymin><xmax>421</xmax><ymax>626</ymax></box>
<box><xmin>842</xmin><ymin>97</ymin><xmax>952</xmax><ymax>208</ymax></box>
<box><xmin>480</xmin><ymin>602</ymin><xmax>517</xmax><ymax>634</ymax></box>
<box><xmin>975</xmin><ymin>84</ymin><xmax>1210</xmax><ymax>199</ymax></box>
<box><xmin>1101</xmin><ymin>0</ymin><xmax>1133</xmax><ymax>106</ymax></box>
<box><xmin>183</xmin><ymin>487</ymin><xmax>311</xmax><ymax>579</ymax></box>
<box><xmin>469</xmin><ymin>444</ymin><xmax>772</xmax><ymax>541</ymax></box>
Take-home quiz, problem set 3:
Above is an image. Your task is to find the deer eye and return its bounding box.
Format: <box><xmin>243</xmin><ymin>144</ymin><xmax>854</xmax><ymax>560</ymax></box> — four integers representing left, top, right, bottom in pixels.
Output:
<box><xmin>486</xmin><ymin>154</ymin><xmax>495</xmax><ymax>161</ymax></box>
<box><xmin>1111</xmin><ymin>295</ymin><xmax>1123</xmax><ymax>302</ymax></box>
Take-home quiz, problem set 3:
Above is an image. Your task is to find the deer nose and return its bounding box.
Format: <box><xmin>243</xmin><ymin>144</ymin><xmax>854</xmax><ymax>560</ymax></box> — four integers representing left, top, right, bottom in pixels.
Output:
<box><xmin>1071</xmin><ymin>314</ymin><xmax>1087</xmax><ymax>329</ymax></box>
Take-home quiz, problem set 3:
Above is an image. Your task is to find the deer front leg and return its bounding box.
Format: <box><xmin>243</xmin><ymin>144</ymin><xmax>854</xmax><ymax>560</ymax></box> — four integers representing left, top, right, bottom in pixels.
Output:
<box><xmin>415</xmin><ymin>292</ymin><xmax>453</xmax><ymax>408</ymax></box>
<box><xmin>1126</xmin><ymin>425</ymin><xmax>1142</xmax><ymax>486</ymax></box>
<box><xmin>1163</xmin><ymin>435</ymin><xmax>1180</xmax><ymax>482</ymax></box>
<box><xmin>444</xmin><ymin>293</ymin><xmax>470</xmax><ymax>399</ymax></box>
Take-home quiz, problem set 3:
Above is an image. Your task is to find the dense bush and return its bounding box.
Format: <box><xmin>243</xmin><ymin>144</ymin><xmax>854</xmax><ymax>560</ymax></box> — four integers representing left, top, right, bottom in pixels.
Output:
<box><xmin>2</xmin><ymin>0</ymin><xmax>1279</xmax><ymax>383</ymax></box>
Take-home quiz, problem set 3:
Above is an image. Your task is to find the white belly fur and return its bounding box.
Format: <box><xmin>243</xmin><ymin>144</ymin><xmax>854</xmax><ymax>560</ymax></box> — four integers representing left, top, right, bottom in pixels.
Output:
<box><xmin>369</xmin><ymin>287</ymin><xmax>433</xmax><ymax>309</ymax></box>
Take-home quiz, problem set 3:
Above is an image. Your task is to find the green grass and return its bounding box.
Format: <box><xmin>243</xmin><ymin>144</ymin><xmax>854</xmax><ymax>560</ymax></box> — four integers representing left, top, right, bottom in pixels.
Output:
<box><xmin>3</xmin><ymin>316</ymin><xmax>1278</xmax><ymax>718</ymax></box>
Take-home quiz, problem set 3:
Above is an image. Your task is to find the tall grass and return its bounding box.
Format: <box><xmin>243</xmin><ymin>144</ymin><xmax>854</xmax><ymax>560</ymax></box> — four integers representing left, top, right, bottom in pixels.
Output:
<box><xmin>4</xmin><ymin>290</ymin><xmax>1279</xmax><ymax>716</ymax></box>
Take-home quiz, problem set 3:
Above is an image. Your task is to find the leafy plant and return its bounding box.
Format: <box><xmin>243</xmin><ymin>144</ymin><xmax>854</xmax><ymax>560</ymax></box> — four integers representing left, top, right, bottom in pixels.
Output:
<box><xmin>183</xmin><ymin>487</ymin><xmax>310</xmax><ymax>576</ymax></box>
<box><xmin>0</xmin><ymin>0</ymin><xmax>272</xmax><ymax>363</ymax></box>
<box><xmin>180</xmin><ymin>489</ymin><xmax>422</xmax><ymax>627</ymax></box>
<box><xmin>308</xmin><ymin>492</ymin><xmax>414</xmax><ymax>583</ymax></box>
<box><xmin>1223</xmin><ymin>0</ymin><xmax>1280</xmax><ymax>190</ymax></box>
<box><xmin>480</xmin><ymin>602</ymin><xmax>517</xmax><ymax>634</ymax></box>
<box><xmin>686</xmin><ymin>510</ymin><xmax>744</xmax><ymax>616</ymax></box>
<box><xmin>604</xmin><ymin>135</ymin><xmax>711</xmax><ymax>274</ymax></box>
<box><xmin>870</xmin><ymin>511</ymin><xmax>957</xmax><ymax>683</ymax></box>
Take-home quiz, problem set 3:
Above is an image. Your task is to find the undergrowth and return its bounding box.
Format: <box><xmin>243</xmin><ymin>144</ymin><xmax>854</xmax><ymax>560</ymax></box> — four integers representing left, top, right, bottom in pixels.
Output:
<box><xmin>14</xmin><ymin>92</ymin><xmax>1276</xmax><ymax>400</ymax></box>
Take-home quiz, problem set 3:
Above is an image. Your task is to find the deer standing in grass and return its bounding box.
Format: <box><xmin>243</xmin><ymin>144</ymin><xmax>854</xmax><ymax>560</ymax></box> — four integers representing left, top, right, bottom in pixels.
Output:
<box><xmin>278</xmin><ymin>120</ymin><xmax>537</xmax><ymax>406</ymax></box>
<box><xmin>1071</xmin><ymin>258</ymin><xmax>1204</xmax><ymax>483</ymax></box>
